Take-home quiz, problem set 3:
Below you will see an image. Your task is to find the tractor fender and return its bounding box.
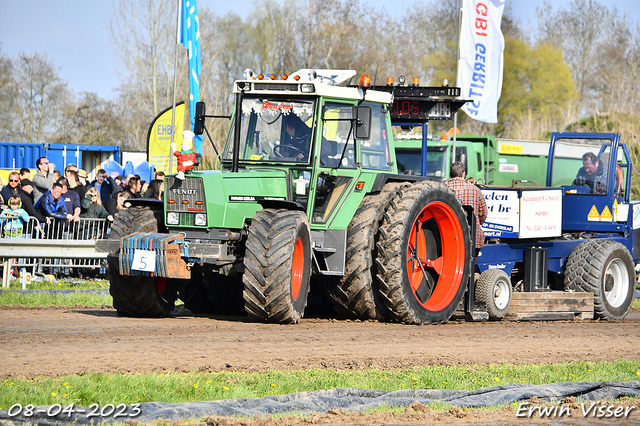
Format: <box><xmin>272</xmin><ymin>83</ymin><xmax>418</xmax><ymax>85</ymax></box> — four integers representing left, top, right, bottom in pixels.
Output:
<box><xmin>257</xmin><ymin>199</ymin><xmax>306</xmax><ymax>212</ymax></box>
<box><xmin>371</xmin><ymin>173</ymin><xmax>433</xmax><ymax>193</ymax></box>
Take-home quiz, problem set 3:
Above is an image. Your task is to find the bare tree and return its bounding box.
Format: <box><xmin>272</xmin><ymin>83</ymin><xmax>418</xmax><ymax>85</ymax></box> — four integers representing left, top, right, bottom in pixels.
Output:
<box><xmin>54</xmin><ymin>92</ymin><xmax>129</xmax><ymax>146</ymax></box>
<box><xmin>536</xmin><ymin>0</ymin><xmax>615</xmax><ymax>116</ymax></box>
<box><xmin>9</xmin><ymin>52</ymin><xmax>71</xmax><ymax>143</ymax></box>
<box><xmin>110</xmin><ymin>0</ymin><xmax>175</xmax><ymax>120</ymax></box>
<box><xmin>0</xmin><ymin>46</ymin><xmax>15</xmax><ymax>141</ymax></box>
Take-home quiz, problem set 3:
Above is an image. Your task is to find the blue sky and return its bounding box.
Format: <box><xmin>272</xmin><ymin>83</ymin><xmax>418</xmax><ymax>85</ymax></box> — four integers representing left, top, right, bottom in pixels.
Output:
<box><xmin>0</xmin><ymin>0</ymin><xmax>638</xmax><ymax>100</ymax></box>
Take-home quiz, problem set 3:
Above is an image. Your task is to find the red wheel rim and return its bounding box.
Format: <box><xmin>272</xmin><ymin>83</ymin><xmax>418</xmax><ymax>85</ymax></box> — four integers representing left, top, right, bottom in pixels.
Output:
<box><xmin>156</xmin><ymin>277</ymin><xmax>167</xmax><ymax>295</ymax></box>
<box><xmin>291</xmin><ymin>237</ymin><xmax>304</xmax><ymax>299</ymax></box>
<box><xmin>406</xmin><ymin>201</ymin><xmax>466</xmax><ymax>311</ymax></box>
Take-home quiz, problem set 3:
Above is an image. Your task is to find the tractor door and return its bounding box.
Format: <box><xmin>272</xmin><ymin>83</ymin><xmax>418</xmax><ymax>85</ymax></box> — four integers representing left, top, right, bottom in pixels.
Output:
<box><xmin>308</xmin><ymin>101</ymin><xmax>360</xmax><ymax>226</ymax></box>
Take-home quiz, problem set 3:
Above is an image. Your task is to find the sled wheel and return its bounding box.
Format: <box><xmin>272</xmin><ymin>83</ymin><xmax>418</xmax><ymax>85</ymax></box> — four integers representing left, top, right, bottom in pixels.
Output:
<box><xmin>243</xmin><ymin>209</ymin><xmax>312</xmax><ymax>324</ymax></box>
<box><xmin>376</xmin><ymin>181</ymin><xmax>471</xmax><ymax>324</ymax></box>
<box><xmin>475</xmin><ymin>269</ymin><xmax>512</xmax><ymax>320</ymax></box>
<box><xmin>565</xmin><ymin>240</ymin><xmax>634</xmax><ymax>321</ymax></box>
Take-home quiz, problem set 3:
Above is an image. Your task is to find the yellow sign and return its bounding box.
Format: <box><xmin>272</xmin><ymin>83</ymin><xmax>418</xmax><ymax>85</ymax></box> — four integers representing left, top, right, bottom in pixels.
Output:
<box><xmin>600</xmin><ymin>205</ymin><xmax>613</xmax><ymax>222</ymax></box>
<box><xmin>147</xmin><ymin>102</ymin><xmax>186</xmax><ymax>174</ymax></box>
<box><xmin>499</xmin><ymin>143</ymin><xmax>523</xmax><ymax>155</ymax></box>
<box><xmin>587</xmin><ymin>205</ymin><xmax>600</xmax><ymax>221</ymax></box>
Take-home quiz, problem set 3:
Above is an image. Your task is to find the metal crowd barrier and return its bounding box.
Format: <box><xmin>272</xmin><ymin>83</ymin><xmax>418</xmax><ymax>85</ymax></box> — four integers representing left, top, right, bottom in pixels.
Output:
<box><xmin>0</xmin><ymin>216</ymin><xmax>111</xmax><ymax>288</ymax></box>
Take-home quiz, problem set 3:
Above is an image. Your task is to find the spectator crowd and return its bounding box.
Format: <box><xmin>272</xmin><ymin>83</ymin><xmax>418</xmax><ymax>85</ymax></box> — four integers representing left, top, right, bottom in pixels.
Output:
<box><xmin>0</xmin><ymin>157</ymin><xmax>167</xmax><ymax>278</ymax></box>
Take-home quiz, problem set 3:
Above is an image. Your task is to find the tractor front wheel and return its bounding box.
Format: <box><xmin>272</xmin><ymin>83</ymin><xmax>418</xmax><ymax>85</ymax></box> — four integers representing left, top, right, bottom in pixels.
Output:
<box><xmin>108</xmin><ymin>207</ymin><xmax>176</xmax><ymax>317</ymax></box>
<box><xmin>108</xmin><ymin>256</ymin><xmax>177</xmax><ymax>317</ymax></box>
<box><xmin>243</xmin><ymin>209</ymin><xmax>312</xmax><ymax>324</ymax></box>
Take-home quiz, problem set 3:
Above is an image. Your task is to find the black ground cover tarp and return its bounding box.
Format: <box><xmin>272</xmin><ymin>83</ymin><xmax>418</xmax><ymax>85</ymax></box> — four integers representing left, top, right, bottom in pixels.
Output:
<box><xmin>1</xmin><ymin>380</ymin><xmax>639</xmax><ymax>425</ymax></box>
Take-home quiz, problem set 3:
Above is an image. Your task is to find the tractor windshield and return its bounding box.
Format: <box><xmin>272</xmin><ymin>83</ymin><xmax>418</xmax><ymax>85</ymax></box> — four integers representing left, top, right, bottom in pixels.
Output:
<box><xmin>550</xmin><ymin>137</ymin><xmax>612</xmax><ymax>194</ymax></box>
<box><xmin>223</xmin><ymin>97</ymin><xmax>315</xmax><ymax>163</ymax></box>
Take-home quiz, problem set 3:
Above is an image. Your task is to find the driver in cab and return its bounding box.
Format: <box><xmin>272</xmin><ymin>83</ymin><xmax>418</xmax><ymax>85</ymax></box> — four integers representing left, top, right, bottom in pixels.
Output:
<box><xmin>278</xmin><ymin>114</ymin><xmax>310</xmax><ymax>161</ymax></box>
<box><xmin>573</xmin><ymin>152</ymin><xmax>607</xmax><ymax>194</ymax></box>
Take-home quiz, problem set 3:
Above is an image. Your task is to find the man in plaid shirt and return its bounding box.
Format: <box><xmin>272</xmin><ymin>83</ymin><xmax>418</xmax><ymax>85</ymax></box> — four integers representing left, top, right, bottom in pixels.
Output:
<box><xmin>446</xmin><ymin>161</ymin><xmax>488</xmax><ymax>255</ymax></box>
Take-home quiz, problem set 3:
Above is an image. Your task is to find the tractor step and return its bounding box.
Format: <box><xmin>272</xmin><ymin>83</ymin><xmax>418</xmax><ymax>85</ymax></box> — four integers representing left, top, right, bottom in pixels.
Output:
<box><xmin>505</xmin><ymin>291</ymin><xmax>594</xmax><ymax>321</ymax></box>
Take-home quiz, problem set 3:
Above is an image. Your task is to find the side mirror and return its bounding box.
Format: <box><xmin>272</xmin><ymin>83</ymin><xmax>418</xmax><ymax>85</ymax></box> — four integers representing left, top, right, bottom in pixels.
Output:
<box><xmin>194</xmin><ymin>102</ymin><xmax>206</xmax><ymax>135</ymax></box>
<box><xmin>355</xmin><ymin>106</ymin><xmax>372</xmax><ymax>140</ymax></box>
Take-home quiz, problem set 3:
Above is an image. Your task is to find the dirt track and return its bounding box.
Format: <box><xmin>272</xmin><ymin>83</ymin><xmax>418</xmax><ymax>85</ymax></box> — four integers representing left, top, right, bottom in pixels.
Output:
<box><xmin>2</xmin><ymin>306</ymin><xmax>640</xmax><ymax>379</ymax></box>
<box><xmin>2</xmin><ymin>306</ymin><xmax>640</xmax><ymax>425</ymax></box>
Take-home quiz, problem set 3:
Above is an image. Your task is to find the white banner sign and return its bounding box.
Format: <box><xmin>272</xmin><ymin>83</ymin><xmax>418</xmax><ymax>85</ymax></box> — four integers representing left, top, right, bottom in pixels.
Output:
<box><xmin>518</xmin><ymin>190</ymin><xmax>563</xmax><ymax>238</ymax></box>
<box><xmin>482</xmin><ymin>190</ymin><xmax>520</xmax><ymax>238</ymax></box>
<box><xmin>458</xmin><ymin>0</ymin><xmax>505</xmax><ymax>123</ymax></box>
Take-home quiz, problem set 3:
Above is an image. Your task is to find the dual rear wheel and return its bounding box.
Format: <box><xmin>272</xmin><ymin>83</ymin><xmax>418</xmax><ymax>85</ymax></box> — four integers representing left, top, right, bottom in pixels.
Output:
<box><xmin>245</xmin><ymin>182</ymin><xmax>472</xmax><ymax>325</ymax></box>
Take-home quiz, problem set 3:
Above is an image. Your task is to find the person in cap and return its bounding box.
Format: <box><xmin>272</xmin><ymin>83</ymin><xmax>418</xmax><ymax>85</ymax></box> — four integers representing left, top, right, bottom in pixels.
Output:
<box><xmin>171</xmin><ymin>130</ymin><xmax>197</xmax><ymax>180</ymax></box>
<box><xmin>77</xmin><ymin>169</ymin><xmax>89</xmax><ymax>189</ymax></box>
<box><xmin>18</xmin><ymin>179</ymin><xmax>47</xmax><ymax>223</ymax></box>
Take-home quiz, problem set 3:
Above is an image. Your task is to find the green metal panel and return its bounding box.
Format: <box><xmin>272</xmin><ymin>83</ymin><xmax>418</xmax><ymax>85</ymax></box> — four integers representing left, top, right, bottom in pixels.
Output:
<box><xmin>186</xmin><ymin>169</ymin><xmax>289</xmax><ymax>230</ymax></box>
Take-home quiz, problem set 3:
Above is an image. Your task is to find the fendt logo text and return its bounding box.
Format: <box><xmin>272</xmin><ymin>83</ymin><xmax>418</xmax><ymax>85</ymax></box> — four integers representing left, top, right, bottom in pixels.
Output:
<box><xmin>172</xmin><ymin>189</ymin><xmax>197</xmax><ymax>195</ymax></box>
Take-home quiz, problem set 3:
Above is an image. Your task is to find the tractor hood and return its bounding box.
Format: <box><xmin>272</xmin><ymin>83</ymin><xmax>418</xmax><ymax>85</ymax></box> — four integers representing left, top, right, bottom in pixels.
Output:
<box><xmin>165</xmin><ymin>169</ymin><xmax>289</xmax><ymax>230</ymax></box>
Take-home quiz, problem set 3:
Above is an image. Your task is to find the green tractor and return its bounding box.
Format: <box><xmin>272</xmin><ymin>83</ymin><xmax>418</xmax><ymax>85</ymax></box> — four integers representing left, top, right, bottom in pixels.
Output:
<box><xmin>97</xmin><ymin>69</ymin><xmax>473</xmax><ymax>324</ymax></box>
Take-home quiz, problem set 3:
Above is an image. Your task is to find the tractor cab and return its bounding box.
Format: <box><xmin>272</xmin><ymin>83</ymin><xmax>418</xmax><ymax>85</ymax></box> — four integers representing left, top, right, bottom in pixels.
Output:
<box><xmin>546</xmin><ymin>132</ymin><xmax>632</xmax><ymax>234</ymax></box>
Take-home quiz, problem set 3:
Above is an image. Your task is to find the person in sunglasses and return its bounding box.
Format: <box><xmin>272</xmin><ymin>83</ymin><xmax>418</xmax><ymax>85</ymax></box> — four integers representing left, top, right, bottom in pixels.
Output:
<box><xmin>33</xmin><ymin>157</ymin><xmax>55</xmax><ymax>202</ymax></box>
<box><xmin>1</xmin><ymin>172</ymin><xmax>21</xmax><ymax>207</ymax></box>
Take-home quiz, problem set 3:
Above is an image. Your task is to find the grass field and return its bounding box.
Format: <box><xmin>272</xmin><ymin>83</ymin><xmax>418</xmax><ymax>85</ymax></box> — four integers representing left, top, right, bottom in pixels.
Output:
<box><xmin>2</xmin><ymin>360</ymin><xmax>640</xmax><ymax>409</ymax></box>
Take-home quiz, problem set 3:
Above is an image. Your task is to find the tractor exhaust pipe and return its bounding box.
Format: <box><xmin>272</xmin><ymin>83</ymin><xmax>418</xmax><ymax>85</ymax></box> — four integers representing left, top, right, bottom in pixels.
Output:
<box><xmin>231</xmin><ymin>86</ymin><xmax>245</xmax><ymax>173</ymax></box>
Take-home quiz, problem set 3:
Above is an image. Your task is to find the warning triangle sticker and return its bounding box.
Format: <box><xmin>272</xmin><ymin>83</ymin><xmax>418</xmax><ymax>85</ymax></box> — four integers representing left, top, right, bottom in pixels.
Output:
<box><xmin>587</xmin><ymin>205</ymin><xmax>600</xmax><ymax>221</ymax></box>
<box><xmin>600</xmin><ymin>205</ymin><xmax>613</xmax><ymax>222</ymax></box>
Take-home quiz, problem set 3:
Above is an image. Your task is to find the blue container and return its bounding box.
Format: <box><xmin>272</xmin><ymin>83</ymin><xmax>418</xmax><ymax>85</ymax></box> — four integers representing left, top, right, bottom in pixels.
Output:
<box><xmin>45</xmin><ymin>143</ymin><xmax>121</xmax><ymax>174</ymax></box>
<box><xmin>0</xmin><ymin>142</ymin><xmax>121</xmax><ymax>178</ymax></box>
<box><xmin>0</xmin><ymin>142</ymin><xmax>46</xmax><ymax>169</ymax></box>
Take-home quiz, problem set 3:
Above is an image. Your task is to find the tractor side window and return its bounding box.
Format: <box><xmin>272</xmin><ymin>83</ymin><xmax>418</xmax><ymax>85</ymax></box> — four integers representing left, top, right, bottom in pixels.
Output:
<box><xmin>312</xmin><ymin>174</ymin><xmax>353</xmax><ymax>224</ymax></box>
<box><xmin>396</xmin><ymin>148</ymin><xmax>422</xmax><ymax>175</ymax></box>
<box><xmin>360</xmin><ymin>103</ymin><xmax>391</xmax><ymax>170</ymax></box>
<box><xmin>320</xmin><ymin>103</ymin><xmax>355</xmax><ymax>168</ymax></box>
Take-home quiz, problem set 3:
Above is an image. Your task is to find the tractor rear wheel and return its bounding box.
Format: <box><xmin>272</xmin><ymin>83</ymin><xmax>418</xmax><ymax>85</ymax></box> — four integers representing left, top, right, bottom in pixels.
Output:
<box><xmin>564</xmin><ymin>240</ymin><xmax>634</xmax><ymax>321</ymax></box>
<box><xmin>475</xmin><ymin>269</ymin><xmax>512</xmax><ymax>320</ymax></box>
<box><xmin>327</xmin><ymin>182</ymin><xmax>408</xmax><ymax>320</ymax></box>
<box><xmin>108</xmin><ymin>207</ymin><xmax>176</xmax><ymax>317</ymax></box>
<box><xmin>376</xmin><ymin>181</ymin><xmax>471</xmax><ymax>324</ymax></box>
<box><xmin>243</xmin><ymin>209</ymin><xmax>311</xmax><ymax>324</ymax></box>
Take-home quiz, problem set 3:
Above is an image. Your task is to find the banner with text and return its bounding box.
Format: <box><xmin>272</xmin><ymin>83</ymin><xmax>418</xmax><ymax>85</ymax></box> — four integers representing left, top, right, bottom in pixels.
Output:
<box><xmin>180</xmin><ymin>0</ymin><xmax>202</xmax><ymax>154</ymax></box>
<box><xmin>147</xmin><ymin>102</ymin><xmax>186</xmax><ymax>174</ymax></box>
<box><xmin>458</xmin><ymin>0</ymin><xmax>505</xmax><ymax>123</ymax></box>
